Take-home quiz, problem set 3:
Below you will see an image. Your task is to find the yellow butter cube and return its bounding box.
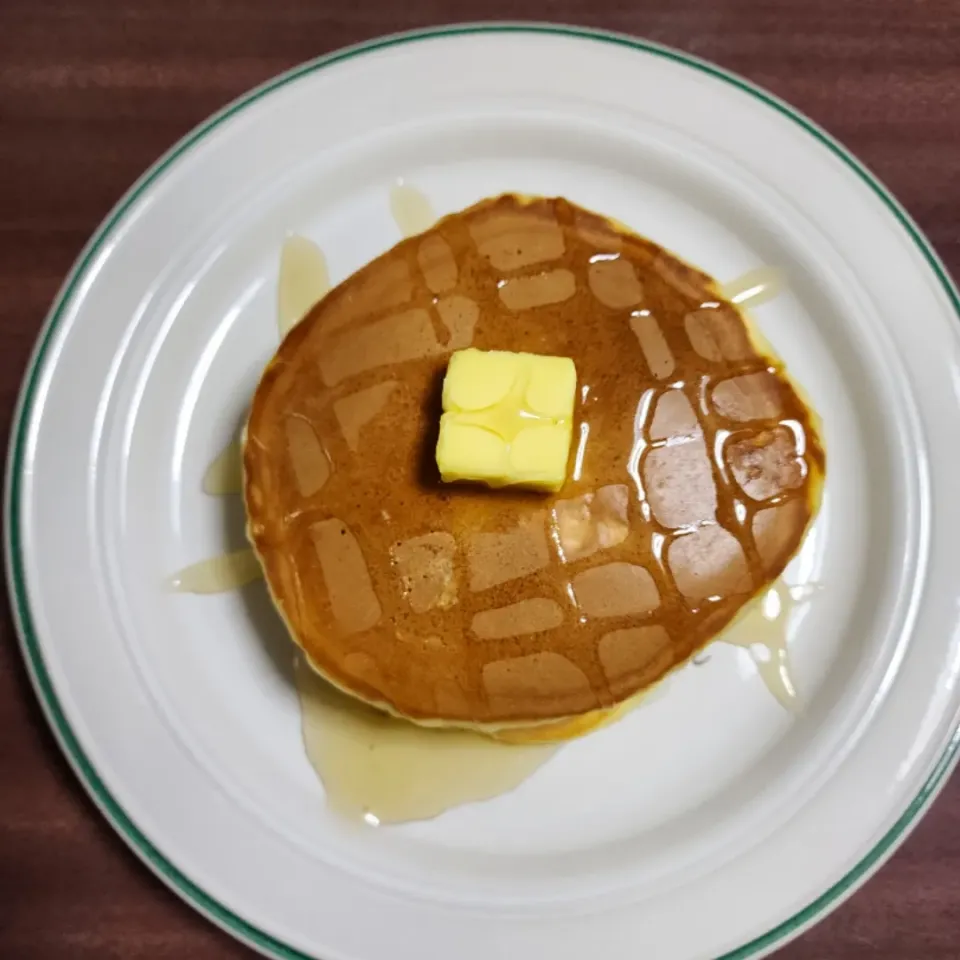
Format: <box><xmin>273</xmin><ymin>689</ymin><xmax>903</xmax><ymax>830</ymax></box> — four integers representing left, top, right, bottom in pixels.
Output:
<box><xmin>436</xmin><ymin>348</ymin><xmax>577</xmax><ymax>492</ymax></box>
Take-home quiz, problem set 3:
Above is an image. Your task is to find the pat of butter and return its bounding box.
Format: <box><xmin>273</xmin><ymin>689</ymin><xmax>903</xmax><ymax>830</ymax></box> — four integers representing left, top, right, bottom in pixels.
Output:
<box><xmin>436</xmin><ymin>348</ymin><xmax>576</xmax><ymax>492</ymax></box>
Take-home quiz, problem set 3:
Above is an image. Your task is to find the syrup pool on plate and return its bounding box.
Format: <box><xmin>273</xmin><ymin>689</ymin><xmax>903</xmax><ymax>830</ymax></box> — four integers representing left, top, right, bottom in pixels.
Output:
<box><xmin>295</xmin><ymin>658</ymin><xmax>555</xmax><ymax>824</ymax></box>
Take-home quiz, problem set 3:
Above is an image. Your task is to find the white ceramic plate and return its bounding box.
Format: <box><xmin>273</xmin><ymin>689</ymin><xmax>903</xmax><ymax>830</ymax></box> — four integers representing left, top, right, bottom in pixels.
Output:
<box><xmin>7</xmin><ymin>23</ymin><xmax>960</xmax><ymax>960</ymax></box>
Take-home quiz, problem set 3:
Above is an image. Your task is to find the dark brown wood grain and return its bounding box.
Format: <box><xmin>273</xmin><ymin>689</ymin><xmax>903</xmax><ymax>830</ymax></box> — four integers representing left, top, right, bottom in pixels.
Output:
<box><xmin>1</xmin><ymin>1</ymin><xmax>958</xmax><ymax>957</ymax></box>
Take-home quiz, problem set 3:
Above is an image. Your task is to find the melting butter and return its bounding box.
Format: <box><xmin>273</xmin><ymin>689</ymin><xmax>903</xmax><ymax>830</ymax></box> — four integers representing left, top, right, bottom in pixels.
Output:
<box><xmin>389</xmin><ymin>183</ymin><xmax>436</xmax><ymax>239</ymax></box>
<box><xmin>278</xmin><ymin>234</ymin><xmax>331</xmax><ymax>338</ymax></box>
<box><xmin>296</xmin><ymin>659</ymin><xmax>555</xmax><ymax>824</ymax></box>
<box><xmin>719</xmin><ymin>580</ymin><xmax>818</xmax><ymax>710</ymax></box>
<box><xmin>168</xmin><ymin>548</ymin><xmax>262</xmax><ymax>594</ymax></box>
<box><xmin>721</xmin><ymin>267</ymin><xmax>783</xmax><ymax>310</ymax></box>
<box><xmin>202</xmin><ymin>437</ymin><xmax>243</xmax><ymax>495</ymax></box>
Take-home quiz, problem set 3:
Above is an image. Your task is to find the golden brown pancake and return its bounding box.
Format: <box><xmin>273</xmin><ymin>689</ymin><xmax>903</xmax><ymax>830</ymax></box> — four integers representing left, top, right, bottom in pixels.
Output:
<box><xmin>244</xmin><ymin>195</ymin><xmax>824</xmax><ymax>728</ymax></box>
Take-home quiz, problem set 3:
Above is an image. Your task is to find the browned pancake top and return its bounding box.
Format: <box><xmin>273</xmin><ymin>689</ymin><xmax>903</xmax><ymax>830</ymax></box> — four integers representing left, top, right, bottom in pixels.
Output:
<box><xmin>244</xmin><ymin>195</ymin><xmax>824</xmax><ymax>725</ymax></box>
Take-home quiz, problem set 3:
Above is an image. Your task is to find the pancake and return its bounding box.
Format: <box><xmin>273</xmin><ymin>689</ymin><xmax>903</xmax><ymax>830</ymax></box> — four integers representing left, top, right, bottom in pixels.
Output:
<box><xmin>244</xmin><ymin>195</ymin><xmax>824</xmax><ymax>729</ymax></box>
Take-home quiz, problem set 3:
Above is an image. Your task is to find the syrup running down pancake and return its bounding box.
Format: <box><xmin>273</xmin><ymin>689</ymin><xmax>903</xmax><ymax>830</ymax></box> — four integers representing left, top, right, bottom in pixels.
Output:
<box><xmin>244</xmin><ymin>195</ymin><xmax>824</xmax><ymax>729</ymax></box>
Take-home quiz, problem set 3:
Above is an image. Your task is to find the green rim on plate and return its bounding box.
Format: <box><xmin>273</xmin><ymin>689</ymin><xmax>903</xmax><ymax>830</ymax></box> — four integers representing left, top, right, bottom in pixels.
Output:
<box><xmin>6</xmin><ymin>22</ymin><xmax>960</xmax><ymax>960</ymax></box>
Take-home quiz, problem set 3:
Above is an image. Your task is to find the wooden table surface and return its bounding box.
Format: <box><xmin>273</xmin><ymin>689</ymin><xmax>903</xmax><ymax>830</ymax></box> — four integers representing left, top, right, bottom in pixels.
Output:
<box><xmin>2</xmin><ymin>1</ymin><xmax>959</xmax><ymax>957</ymax></box>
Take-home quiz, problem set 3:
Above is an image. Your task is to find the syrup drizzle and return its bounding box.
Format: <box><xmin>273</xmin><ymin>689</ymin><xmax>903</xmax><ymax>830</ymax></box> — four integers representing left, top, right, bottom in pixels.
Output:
<box><xmin>389</xmin><ymin>182</ymin><xmax>436</xmax><ymax>238</ymax></box>
<box><xmin>278</xmin><ymin>234</ymin><xmax>331</xmax><ymax>338</ymax></box>
<box><xmin>202</xmin><ymin>438</ymin><xmax>243</xmax><ymax>495</ymax></box>
<box><xmin>167</xmin><ymin>548</ymin><xmax>262</xmax><ymax>593</ymax></box>
<box><xmin>718</xmin><ymin>581</ymin><xmax>819</xmax><ymax>709</ymax></box>
<box><xmin>721</xmin><ymin>267</ymin><xmax>783</xmax><ymax>310</ymax></box>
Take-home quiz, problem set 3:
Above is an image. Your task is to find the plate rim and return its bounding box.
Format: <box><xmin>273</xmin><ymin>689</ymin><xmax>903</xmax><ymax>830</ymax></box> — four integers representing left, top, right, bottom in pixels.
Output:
<box><xmin>6</xmin><ymin>20</ymin><xmax>960</xmax><ymax>960</ymax></box>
